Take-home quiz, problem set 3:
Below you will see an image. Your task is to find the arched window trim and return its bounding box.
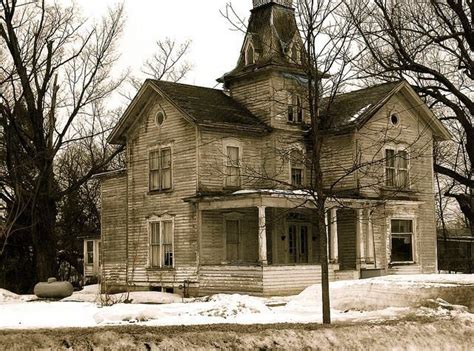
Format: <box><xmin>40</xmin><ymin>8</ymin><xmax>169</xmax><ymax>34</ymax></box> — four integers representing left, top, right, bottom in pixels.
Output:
<box><xmin>245</xmin><ymin>40</ymin><xmax>256</xmax><ymax>66</ymax></box>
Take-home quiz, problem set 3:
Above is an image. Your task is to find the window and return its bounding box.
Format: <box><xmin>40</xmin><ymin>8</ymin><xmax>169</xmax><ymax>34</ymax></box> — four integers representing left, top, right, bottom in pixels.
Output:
<box><xmin>385</xmin><ymin>148</ymin><xmax>409</xmax><ymax>188</ymax></box>
<box><xmin>225</xmin><ymin>220</ymin><xmax>241</xmax><ymax>262</ymax></box>
<box><xmin>225</xmin><ymin>146</ymin><xmax>241</xmax><ymax>188</ymax></box>
<box><xmin>245</xmin><ymin>41</ymin><xmax>255</xmax><ymax>65</ymax></box>
<box><xmin>150</xmin><ymin>220</ymin><xmax>174</xmax><ymax>268</ymax></box>
<box><xmin>288</xmin><ymin>94</ymin><xmax>303</xmax><ymax>123</ymax></box>
<box><xmin>290</xmin><ymin>43</ymin><xmax>300</xmax><ymax>64</ymax></box>
<box><xmin>149</xmin><ymin>147</ymin><xmax>172</xmax><ymax>191</ymax></box>
<box><xmin>391</xmin><ymin>219</ymin><xmax>414</xmax><ymax>263</ymax></box>
<box><xmin>155</xmin><ymin>110</ymin><xmax>166</xmax><ymax>126</ymax></box>
<box><xmin>86</xmin><ymin>241</ymin><xmax>94</xmax><ymax>265</ymax></box>
<box><xmin>290</xmin><ymin>148</ymin><xmax>304</xmax><ymax>186</ymax></box>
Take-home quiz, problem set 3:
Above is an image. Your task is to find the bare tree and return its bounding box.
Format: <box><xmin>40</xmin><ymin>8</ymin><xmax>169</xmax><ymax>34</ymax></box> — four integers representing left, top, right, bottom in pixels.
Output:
<box><xmin>122</xmin><ymin>38</ymin><xmax>192</xmax><ymax>100</ymax></box>
<box><xmin>0</xmin><ymin>0</ymin><xmax>125</xmax><ymax>289</ymax></box>
<box><xmin>343</xmin><ymin>0</ymin><xmax>473</xmax><ymax>233</ymax></box>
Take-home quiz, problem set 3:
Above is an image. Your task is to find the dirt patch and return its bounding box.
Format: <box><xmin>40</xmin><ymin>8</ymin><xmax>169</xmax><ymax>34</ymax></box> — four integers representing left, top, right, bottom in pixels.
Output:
<box><xmin>1</xmin><ymin>315</ymin><xmax>472</xmax><ymax>350</ymax></box>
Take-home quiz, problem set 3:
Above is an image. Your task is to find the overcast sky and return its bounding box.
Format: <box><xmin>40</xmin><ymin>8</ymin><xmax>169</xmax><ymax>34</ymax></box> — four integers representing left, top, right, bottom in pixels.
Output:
<box><xmin>68</xmin><ymin>0</ymin><xmax>251</xmax><ymax>89</ymax></box>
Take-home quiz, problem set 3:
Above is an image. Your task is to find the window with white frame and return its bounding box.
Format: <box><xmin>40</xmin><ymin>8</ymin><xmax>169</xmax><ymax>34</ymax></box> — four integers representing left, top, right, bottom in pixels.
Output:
<box><xmin>225</xmin><ymin>145</ymin><xmax>241</xmax><ymax>188</ymax></box>
<box><xmin>245</xmin><ymin>41</ymin><xmax>255</xmax><ymax>65</ymax></box>
<box><xmin>288</xmin><ymin>94</ymin><xmax>303</xmax><ymax>123</ymax></box>
<box><xmin>150</xmin><ymin>219</ymin><xmax>174</xmax><ymax>268</ymax></box>
<box><xmin>290</xmin><ymin>148</ymin><xmax>304</xmax><ymax>186</ymax></box>
<box><xmin>225</xmin><ymin>219</ymin><xmax>241</xmax><ymax>262</ymax></box>
<box><xmin>149</xmin><ymin>147</ymin><xmax>172</xmax><ymax>191</ymax></box>
<box><xmin>385</xmin><ymin>148</ymin><xmax>409</xmax><ymax>188</ymax></box>
<box><xmin>390</xmin><ymin>219</ymin><xmax>414</xmax><ymax>263</ymax></box>
<box><xmin>86</xmin><ymin>241</ymin><xmax>94</xmax><ymax>265</ymax></box>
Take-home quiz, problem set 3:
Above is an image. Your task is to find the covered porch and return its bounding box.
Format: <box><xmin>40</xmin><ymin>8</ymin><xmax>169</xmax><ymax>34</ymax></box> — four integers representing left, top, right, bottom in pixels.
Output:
<box><xmin>190</xmin><ymin>190</ymin><xmax>379</xmax><ymax>296</ymax></box>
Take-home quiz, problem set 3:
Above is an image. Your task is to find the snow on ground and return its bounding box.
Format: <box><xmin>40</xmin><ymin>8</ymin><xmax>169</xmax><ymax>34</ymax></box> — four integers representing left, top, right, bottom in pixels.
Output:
<box><xmin>0</xmin><ymin>274</ymin><xmax>473</xmax><ymax>329</ymax></box>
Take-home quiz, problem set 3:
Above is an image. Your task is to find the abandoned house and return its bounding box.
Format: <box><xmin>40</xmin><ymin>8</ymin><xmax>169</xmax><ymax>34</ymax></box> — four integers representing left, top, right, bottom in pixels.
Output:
<box><xmin>98</xmin><ymin>0</ymin><xmax>451</xmax><ymax>296</ymax></box>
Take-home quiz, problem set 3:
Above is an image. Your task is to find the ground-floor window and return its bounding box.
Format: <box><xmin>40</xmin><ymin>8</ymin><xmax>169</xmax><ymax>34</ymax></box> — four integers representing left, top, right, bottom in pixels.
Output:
<box><xmin>150</xmin><ymin>220</ymin><xmax>174</xmax><ymax>268</ymax></box>
<box><xmin>288</xmin><ymin>223</ymin><xmax>309</xmax><ymax>263</ymax></box>
<box><xmin>86</xmin><ymin>241</ymin><xmax>94</xmax><ymax>265</ymax></box>
<box><xmin>391</xmin><ymin>219</ymin><xmax>414</xmax><ymax>263</ymax></box>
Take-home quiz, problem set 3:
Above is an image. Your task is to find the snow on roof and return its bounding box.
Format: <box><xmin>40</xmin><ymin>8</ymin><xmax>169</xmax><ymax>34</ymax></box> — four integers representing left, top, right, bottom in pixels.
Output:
<box><xmin>232</xmin><ymin>189</ymin><xmax>313</xmax><ymax>197</ymax></box>
<box><xmin>348</xmin><ymin>104</ymin><xmax>372</xmax><ymax>122</ymax></box>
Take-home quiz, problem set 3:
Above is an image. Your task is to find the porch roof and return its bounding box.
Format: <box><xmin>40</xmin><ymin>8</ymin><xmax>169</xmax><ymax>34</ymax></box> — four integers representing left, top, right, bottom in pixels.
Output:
<box><xmin>184</xmin><ymin>189</ymin><xmax>315</xmax><ymax>210</ymax></box>
<box><xmin>184</xmin><ymin>189</ymin><xmax>424</xmax><ymax>211</ymax></box>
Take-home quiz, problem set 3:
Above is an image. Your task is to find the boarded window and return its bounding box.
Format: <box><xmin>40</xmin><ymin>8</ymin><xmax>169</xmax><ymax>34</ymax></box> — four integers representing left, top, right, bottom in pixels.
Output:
<box><xmin>391</xmin><ymin>219</ymin><xmax>413</xmax><ymax>262</ymax></box>
<box><xmin>226</xmin><ymin>220</ymin><xmax>240</xmax><ymax>262</ymax></box>
<box><xmin>225</xmin><ymin>146</ymin><xmax>241</xmax><ymax>188</ymax></box>
<box><xmin>149</xmin><ymin>147</ymin><xmax>172</xmax><ymax>191</ymax></box>
<box><xmin>385</xmin><ymin>149</ymin><xmax>409</xmax><ymax>188</ymax></box>
<box><xmin>150</xmin><ymin>220</ymin><xmax>174</xmax><ymax>268</ymax></box>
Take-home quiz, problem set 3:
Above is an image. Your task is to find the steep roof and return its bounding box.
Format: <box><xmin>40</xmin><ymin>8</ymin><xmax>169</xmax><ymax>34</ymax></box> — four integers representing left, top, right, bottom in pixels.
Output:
<box><xmin>149</xmin><ymin>80</ymin><xmax>266</xmax><ymax>128</ymax></box>
<box><xmin>322</xmin><ymin>80</ymin><xmax>451</xmax><ymax>140</ymax></box>
<box><xmin>219</xmin><ymin>2</ymin><xmax>305</xmax><ymax>85</ymax></box>
<box><xmin>108</xmin><ymin>80</ymin><xmax>269</xmax><ymax>144</ymax></box>
<box><xmin>323</xmin><ymin>81</ymin><xmax>401</xmax><ymax>129</ymax></box>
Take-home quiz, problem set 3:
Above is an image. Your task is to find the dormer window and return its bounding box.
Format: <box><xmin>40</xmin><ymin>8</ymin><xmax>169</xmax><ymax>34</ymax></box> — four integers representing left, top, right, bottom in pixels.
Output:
<box><xmin>288</xmin><ymin>94</ymin><xmax>303</xmax><ymax>123</ymax></box>
<box><xmin>245</xmin><ymin>41</ymin><xmax>255</xmax><ymax>66</ymax></box>
<box><xmin>290</xmin><ymin>43</ymin><xmax>300</xmax><ymax>64</ymax></box>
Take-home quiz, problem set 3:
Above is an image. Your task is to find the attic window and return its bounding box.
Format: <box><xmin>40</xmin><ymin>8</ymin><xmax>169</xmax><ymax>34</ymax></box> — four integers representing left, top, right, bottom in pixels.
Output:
<box><xmin>155</xmin><ymin>110</ymin><xmax>166</xmax><ymax>127</ymax></box>
<box><xmin>390</xmin><ymin>114</ymin><xmax>400</xmax><ymax>126</ymax></box>
<box><xmin>245</xmin><ymin>41</ymin><xmax>255</xmax><ymax>66</ymax></box>
<box><xmin>290</xmin><ymin>43</ymin><xmax>300</xmax><ymax>64</ymax></box>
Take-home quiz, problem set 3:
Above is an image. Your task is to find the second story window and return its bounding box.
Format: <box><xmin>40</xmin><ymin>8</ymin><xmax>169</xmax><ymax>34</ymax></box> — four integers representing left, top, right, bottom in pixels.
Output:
<box><xmin>225</xmin><ymin>146</ymin><xmax>241</xmax><ymax>188</ymax></box>
<box><xmin>385</xmin><ymin>148</ymin><xmax>409</xmax><ymax>188</ymax></box>
<box><xmin>149</xmin><ymin>147</ymin><xmax>172</xmax><ymax>192</ymax></box>
<box><xmin>290</xmin><ymin>149</ymin><xmax>304</xmax><ymax>186</ymax></box>
<box><xmin>288</xmin><ymin>94</ymin><xmax>303</xmax><ymax>123</ymax></box>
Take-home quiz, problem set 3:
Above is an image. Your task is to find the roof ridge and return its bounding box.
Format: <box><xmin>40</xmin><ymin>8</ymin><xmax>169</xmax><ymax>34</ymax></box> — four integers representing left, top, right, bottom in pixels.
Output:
<box><xmin>149</xmin><ymin>79</ymin><xmax>225</xmax><ymax>93</ymax></box>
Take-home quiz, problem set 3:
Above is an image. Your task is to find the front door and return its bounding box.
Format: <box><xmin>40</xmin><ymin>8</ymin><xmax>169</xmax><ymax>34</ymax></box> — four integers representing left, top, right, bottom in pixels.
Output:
<box><xmin>288</xmin><ymin>224</ymin><xmax>309</xmax><ymax>264</ymax></box>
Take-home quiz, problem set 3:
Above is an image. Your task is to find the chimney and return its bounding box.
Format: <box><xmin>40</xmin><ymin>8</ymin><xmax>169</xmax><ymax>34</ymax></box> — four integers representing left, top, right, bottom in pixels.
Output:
<box><xmin>252</xmin><ymin>0</ymin><xmax>293</xmax><ymax>9</ymax></box>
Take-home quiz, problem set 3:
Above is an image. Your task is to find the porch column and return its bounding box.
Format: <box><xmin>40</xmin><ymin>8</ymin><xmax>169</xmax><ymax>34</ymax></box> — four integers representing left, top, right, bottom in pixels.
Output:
<box><xmin>258</xmin><ymin>205</ymin><xmax>268</xmax><ymax>265</ymax></box>
<box><xmin>357</xmin><ymin>209</ymin><xmax>365</xmax><ymax>264</ymax></box>
<box><xmin>366</xmin><ymin>208</ymin><xmax>375</xmax><ymax>263</ymax></box>
<box><xmin>330</xmin><ymin>208</ymin><xmax>338</xmax><ymax>262</ymax></box>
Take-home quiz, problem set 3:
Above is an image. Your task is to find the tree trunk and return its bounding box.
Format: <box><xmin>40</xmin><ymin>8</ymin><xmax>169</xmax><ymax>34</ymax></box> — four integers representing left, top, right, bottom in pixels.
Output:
<box><xmin>31</xmin><ymin>177</ymin><xmax>58</xmax><ymax>283</ymax></box>
<box><xmin>317</xmin><ymin>202</ymin><xmax>330</xmax><ymax>324</ymax></box>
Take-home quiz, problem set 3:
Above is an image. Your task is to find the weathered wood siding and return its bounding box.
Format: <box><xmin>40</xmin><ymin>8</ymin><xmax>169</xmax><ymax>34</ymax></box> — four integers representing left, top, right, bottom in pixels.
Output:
<box><xmin>199</xmin><ymin>264</ymin><xmax>338</xmax><ymax>297</ymax></box>
<box><xmin>101</xmin><ymin>175</ymin><xmax>127</xmax><ymax>284</ymax></box>
<box><xmin>337</xmin><ymin>209</ymin><xmax>357</xmax><ymax>270</ymax></box>
<box><xmin>200</xmin><ymin>208</ymin><xmax>260</xmax><ymax>265</ymax></box>
<box><xmin>357</xmin><ymin>94</ymin><xmax>437</xmax><ymax>273</ymax></box>
<box><xmin>262</xmin><ymin>265</ymin><xmax>337</xmax><ymax>296</ymax></box>
<box><xmin>198</xmin><ymin>130</ymin><xmax>267</xmax><ymax>192</ymax></box>
<box><xmin>101</xmin><ymin>90</ymin><xmax>199</xmax><ymax>291</ymax></box>
<box><xmin>230</xmin><ymin>77</ymin><xmax>273</xmax><ymax>125</ymax></box>
<box><xmin>320</xmin><ymin>134</ymin><xmax>357</xmax><ymax>191</ymax></box>
<box><xmin>199</xmin><ymin>266</ymin><xmax>263</xmax><ymax>296</ymax></box>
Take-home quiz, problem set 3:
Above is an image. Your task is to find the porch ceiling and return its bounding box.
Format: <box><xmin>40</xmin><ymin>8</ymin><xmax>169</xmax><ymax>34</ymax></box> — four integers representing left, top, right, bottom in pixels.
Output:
<box><xmin>185</xmin><ymin>190</ymin><xmax>315</xmax><ymax>210</ymax></box>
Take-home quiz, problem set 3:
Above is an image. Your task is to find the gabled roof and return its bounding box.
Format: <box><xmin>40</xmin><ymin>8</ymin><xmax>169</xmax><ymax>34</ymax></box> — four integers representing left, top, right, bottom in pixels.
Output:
<box><xmin>323</xmin><ymin>80</ymin><xmax>451</xmax><ymax>140</ymax></box>
<box><xmin>108</xmin><ymin>80</ymin><xmax>269</xmax><ymax>144</ymax></box>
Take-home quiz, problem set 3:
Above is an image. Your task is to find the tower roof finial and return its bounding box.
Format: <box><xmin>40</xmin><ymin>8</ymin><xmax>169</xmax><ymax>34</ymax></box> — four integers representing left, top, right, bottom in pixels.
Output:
<box><xmin>252</xmin><ymin>0</ymin><xmax>293</xmax><ymax>9</ymax></box>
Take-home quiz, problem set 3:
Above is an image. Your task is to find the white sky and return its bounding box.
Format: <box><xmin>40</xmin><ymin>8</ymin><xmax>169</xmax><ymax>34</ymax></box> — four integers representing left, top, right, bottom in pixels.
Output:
<box><xmin>70</xmin><ymin>0</ymin><xmax>251</xmax><ymax>89</ymax></box>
